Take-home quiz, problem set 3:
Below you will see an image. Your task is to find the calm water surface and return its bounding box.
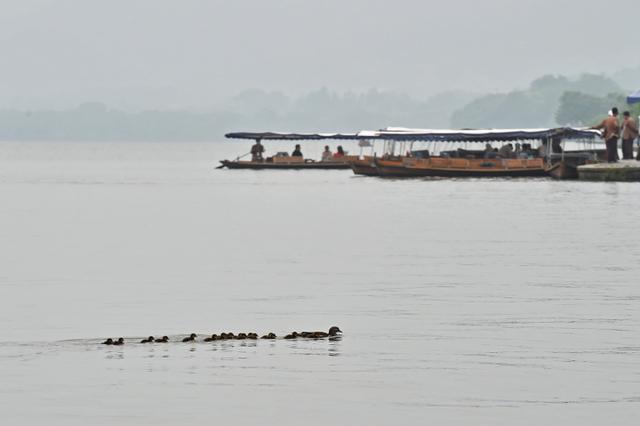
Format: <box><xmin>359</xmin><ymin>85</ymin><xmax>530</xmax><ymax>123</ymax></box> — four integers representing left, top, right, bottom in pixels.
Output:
<box><xmin>0</xmin><ymin>142</ymin><xmax>639</xmax><ymax>425</ymax></box>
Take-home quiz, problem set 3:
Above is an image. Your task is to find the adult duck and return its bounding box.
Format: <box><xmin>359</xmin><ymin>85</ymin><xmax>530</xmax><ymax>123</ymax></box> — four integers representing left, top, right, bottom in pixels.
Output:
<box><xmin>301</xmin><ymin>326</ymin><xmax>342</xmax><ymax>338</ymax></box>
<box><xmin>182</xmin><ymin>333</ymin><xmax>197</xmax><ymax>342</ymax></box>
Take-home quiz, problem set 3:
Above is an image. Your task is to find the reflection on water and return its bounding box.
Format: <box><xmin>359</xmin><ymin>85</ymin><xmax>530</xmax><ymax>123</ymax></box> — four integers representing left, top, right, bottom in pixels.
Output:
<box><xmin>0</xmin><ymin>142</ymin><xmax>639</xmax><ymax>425</ymax></box>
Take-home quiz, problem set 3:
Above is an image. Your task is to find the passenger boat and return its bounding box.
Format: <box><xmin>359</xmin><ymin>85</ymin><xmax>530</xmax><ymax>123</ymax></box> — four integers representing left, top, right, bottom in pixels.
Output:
<box><xmin>220</xmin><ymin>132</ymin><xmax>360</xmax><ymax>170</ymax></box>
<box><xmin>350</xmin><ymin>127</ymin><xmax>602</xmax><ymax>179</ymax></box>
<box><xmin>350</xmin><ymin>156</ymin><xmax>379</xmax><ymax>176</ymax></box>
<box><xmin>219</xmin><ymin>157</ymin><xmax>357</xmax><ymax>170</ymax></box>
<box><xmin>545</xmin><ymin>151</ymin><xmax>606</xmax><ymax>179</ymax></box>
<box><xmin>376</xmin><ymin>156</ymin><xmax>547</xmax><ymax>177</ymax></box>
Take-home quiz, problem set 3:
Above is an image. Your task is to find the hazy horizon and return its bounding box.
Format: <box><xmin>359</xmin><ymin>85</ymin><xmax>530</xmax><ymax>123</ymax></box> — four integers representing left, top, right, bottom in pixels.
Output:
<box><xmin>2</xmin><ymin>0</ymin><xmax>639</xmax><ymax>111</ymax></box>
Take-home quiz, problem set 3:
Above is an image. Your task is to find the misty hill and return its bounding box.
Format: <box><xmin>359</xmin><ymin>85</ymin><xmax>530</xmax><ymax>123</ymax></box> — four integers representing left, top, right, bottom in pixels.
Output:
<box><xmin>450</xmin><ymin>74</ymin><xmax>625</xmax><ymax>128</ymax></box>
<box><xmin>0</xmin><ymin>90</ymin><xmax>477</xmax><ymax>141</ymax></box>
<box><xmin>556</xmin><ymin>92</ymin><xmax>629</xmax><ymax>126</ymax></box>
<box><xmin>0</xmin><ymin>70</ymin><xmax>638</xmax><ymax>141</ymax></box>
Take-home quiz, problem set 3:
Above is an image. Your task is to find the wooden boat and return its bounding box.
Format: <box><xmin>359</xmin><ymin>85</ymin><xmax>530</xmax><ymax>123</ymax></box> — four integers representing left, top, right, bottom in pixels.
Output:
<box><xmin>376</xmin><ymin>156</ymin><xmax>547</xmax><ymax>178</ymax></box>
<box><xmin>220</xmin><ymin>132</ymin><xmax>361</xmax><ymax>170</ymax></box>
<box><xmin>545</xmin><ymin>150</ymin><xmax>607</xmax><ymax>179</ymax></box>
<box><xmin>350</xmin><ymin>156</ymin><xmax>379</xmax><ymax>176</ymax></box>
<box><xmin>220</xmin><ymin>156</ymin><xmax>356</xmax><ymax>170</ymax></box>
<box><xmin>354</xmin><ymin>127</ymin><xmax>602</xmax><ymax>179</ymax></box>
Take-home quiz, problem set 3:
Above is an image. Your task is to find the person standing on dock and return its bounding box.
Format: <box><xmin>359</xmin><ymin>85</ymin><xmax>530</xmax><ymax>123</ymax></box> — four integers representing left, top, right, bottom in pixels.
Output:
<box><xmin>592</xmin><ymin>107</ymin><xmax>620</xmax><ymax>163</ymax></box>
<box><xmin>621</xmin><ymin>111</ymin><xmax>639</xmax><ymax>160</ymax></box>
<box><xmin>251</xmin><ymin>139</ymin><xmax>265</xmax><ymax>162</ymax></box>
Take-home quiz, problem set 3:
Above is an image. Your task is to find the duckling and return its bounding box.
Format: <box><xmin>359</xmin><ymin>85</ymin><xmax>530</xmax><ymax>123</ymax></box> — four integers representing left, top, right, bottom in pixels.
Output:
<box><xmin>235</xmin><ymin>333</ymin><xmax>248</xmax><ymax>340</ymax></box>
<box><xmin>154</xmin><ymin>336</ymin><xmax>169</xmax><ymax>343</ymax></box>
<box><xmin>203</xmin><ymin>334</ymin><xmax>219</xmax><ymax>342</ymax></box>
<box><xmin>224</xmin><ymin>333</ymin><xmax>235</xmax><ymax>340</ymax></box>
<box><xmin>140</xmin><ymin>336</ymin><xmax>155</xmax><ymax>343</ymax></box>
<box><xmin>102</xmin><ymin>338</ymin><xmax>114</xmax><ymax>345</ymax></box>
<box><xmin>260</xmin><ymin>333</ymin><xmax>276</xmax><ymax>340</ymax></box>
<box><xmin>112</xmin><ymin>337</ymin><xmax>125</xmax><ymax>346</ymax></box>
<box><xmin>182</xmin><ymin>333</ymin><xmax>197</xmax><ymax>342</ymax></box>
<box><xmin>247</xmin><ymin>333</ymin><xmax>258</xmax><ymax>340</ymax></box>
<box><xmin>284</xmin><ymin>331</ymin><xmax>299</xmax><ymax>339</ymax></box>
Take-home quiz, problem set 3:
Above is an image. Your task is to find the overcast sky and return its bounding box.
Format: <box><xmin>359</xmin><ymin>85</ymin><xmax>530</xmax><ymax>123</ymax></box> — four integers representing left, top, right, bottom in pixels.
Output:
<box><xmin>1</xmin><ymin>0</ymin><xmax>638</xmax><ymax>110</ymax></box>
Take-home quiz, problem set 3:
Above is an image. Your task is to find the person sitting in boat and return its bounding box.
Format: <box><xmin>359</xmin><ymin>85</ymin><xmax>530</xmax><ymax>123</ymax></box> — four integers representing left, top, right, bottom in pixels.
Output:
<box><xmin>291</xmin><ymin>144</ymin><xmax>303</xmax><ymax>157</ymax></box>
<box><xmin>321</xmin><ymin>145</ymin><xmax>333</xmax><ymax>161</ymax></box>
<box><xmin>484</xmin><ymin>143</ymin><xmax>497</xmax><ymax>159</ymax></box>
<box><xmin>498</xmin><ymin>143</ymin><xmax>514</xmax><ymax>158</ymax></box>
<box><xmin>514</xmin><ymin>143</ymin><xmax>527</xmax><ymax>159</ymax></box>
<box><xmin>333</xmin><ymin>146</ymin><xmax>345</xmax><ymax>158</ymax></box>
<box><xmin>251</xmin><ymin>139</ymin><xmax>265</xmax><ymax>162</ymax></box>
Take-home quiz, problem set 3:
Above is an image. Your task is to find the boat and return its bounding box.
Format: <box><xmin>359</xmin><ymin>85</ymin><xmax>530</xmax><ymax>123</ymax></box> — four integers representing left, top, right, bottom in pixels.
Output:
<box><xmin>350</xmin><ymin>127</ymin><xmax>602</xmax><ymax>178</ymax></box>
<box><xmin>545</xmin><ymin>151</ymin><xmax>605</xmax><ymax>179</ymax></box>
<box><xmin>219</xmin><ymin>157</ymin><xmax>356</xmax><ymax>170</ymax></box>
<box><xmin>349</xmin><ymin>156</ymin><xmax>379</xmax><ymax>176</ymax></box>
<box><xmin>377</xmin><ymin>156</ymin><xmax>547</xmax><ymax>178</ymax></box>
<box><xmin>220</xmin><ymin>132</ymin><xmax>360</xmax><ymax>170</ymax></box>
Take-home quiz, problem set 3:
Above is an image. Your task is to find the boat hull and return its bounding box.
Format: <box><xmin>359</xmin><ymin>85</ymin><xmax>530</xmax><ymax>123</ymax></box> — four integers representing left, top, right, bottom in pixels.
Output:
<box><xmin>375</xmin><ymin>157</ymin><xmax>547</xmax><ymax>178</ymax></box>
<box><xmin>546</xmin><ymin>162</ymin><xmax>578</xmax><ymax>180</ymax></box>
<box><xmin>350</xmin><ymin>157</ymin><xmax>379</xmax><ymax>176</ymax></box>
<box><xmin>219</xmin><ymin>160</ymin><xmax>352</xmax><ymax>170</ymax></box>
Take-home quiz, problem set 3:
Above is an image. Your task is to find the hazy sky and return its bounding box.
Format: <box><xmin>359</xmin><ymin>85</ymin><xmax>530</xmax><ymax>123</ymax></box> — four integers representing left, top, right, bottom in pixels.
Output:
<box><xmin>1</xmin><ymin>0</ymin><xmax>639</xmax><ymax>110</ymax></box>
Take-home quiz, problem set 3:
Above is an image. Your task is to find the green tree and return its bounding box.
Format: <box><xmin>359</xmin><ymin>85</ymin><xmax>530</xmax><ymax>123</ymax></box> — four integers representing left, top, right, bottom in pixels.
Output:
<box><xmin>556</xmin><ymin>92</ymin><xmax>627</xmax><ymax>126</ymax></box>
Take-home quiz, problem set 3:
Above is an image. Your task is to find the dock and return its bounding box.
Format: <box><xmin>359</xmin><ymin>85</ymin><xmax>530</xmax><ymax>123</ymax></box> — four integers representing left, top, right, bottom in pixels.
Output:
<box><xmin>578</xmin><ymin>160</ymin><xmax>640</xmax><ymax>181</ymax></box>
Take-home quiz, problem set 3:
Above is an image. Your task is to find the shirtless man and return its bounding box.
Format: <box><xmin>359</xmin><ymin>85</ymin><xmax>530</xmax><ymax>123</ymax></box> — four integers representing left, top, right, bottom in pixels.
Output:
<box><xmin>592</xmin><ymin>107</ymin><xmax>620</xmax><ymax>163</ymax></box>
<box><xmin>621</xmin><ymin>111</ymin><xmax>639</xmax><ymax>160</ymax></box>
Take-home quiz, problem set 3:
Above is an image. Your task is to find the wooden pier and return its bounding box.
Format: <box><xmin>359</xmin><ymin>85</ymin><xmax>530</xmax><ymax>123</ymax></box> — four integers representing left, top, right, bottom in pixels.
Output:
<box><xmin>578</xmin><ymin>160</ymin><xmax>640</xmax><ymax>181</ymax></box>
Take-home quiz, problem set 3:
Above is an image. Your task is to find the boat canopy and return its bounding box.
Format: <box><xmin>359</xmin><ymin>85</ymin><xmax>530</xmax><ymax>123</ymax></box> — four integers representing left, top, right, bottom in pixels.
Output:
<box><xmin>226</xmin><ymin>128</ymin><xmax>602</xmax><ymax>143</ymax></box>
<box><xmin>627</xmin><ymin>90</ymin><xmax>640</xmax><ymax>105</ymax></box>
<box><xmin>357</xmin><ymin>127</ymin><xmax>602</xmax><ymax>142</ymax></box>
<box><xmin>225</xmin><ymin>132</ymin><xmax>360</xmax><ymax>141</ymax></box>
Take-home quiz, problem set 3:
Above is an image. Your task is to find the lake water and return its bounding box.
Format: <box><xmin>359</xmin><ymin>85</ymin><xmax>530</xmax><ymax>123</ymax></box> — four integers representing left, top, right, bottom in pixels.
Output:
<box><xmin>0</xmin><ymin>141</ymin><xmax>639</xmax><ymax>425</ymax></box>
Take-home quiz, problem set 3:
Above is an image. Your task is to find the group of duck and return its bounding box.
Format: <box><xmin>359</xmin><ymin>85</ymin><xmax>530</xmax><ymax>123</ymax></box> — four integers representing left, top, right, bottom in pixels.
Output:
<box><xmin>101</xmin><ymin>326</ymin><xmax>342</xmax><ymax>345</ymax></box>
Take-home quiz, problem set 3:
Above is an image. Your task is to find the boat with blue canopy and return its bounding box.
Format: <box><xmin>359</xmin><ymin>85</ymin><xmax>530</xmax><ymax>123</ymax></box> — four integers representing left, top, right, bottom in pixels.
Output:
<box><xmin>219</xmin><ymin>132</ymin><xmax>362</xmax><ymax>169</ymax></box>
<box><xmin>352</xmin><ymin>127</ymin><xmax>603</xmax><ymax>178</ymax></box>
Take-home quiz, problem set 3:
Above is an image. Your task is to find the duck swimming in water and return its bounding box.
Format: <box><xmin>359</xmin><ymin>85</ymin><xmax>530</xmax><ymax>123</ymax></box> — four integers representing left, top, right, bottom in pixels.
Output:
<box><xmin>112</xmin><ymin>337</ymin><xmax>125</xmax><ymax>346</ymax></box>
<box><xmin>247</xmin><ymin>333</ymin><xmax>258</xmax><ymax>340</ymax></box>
<box><xmin>140</xmin><ymin>336</ymin><xmax>154</xmax><ymax>343</ymax></box>
<box><xmin>102</xmin><ymin>338</ymin><xmax>114</xmax><ymax>345</ymax></box>
<box><xmin>284</xmin><ymin>332</ymin><xmax>299</xmax><ymax>339</ymax></box>
<box><xmin>260</xmin><ymin>333</ymin><xmax>276</xmax><ymax>340</ymax></box>
<box><xmin>203</xmin><ymin>334</ymin><xmax>219</xmax><ymax>342</ymax></box>
<box><xmin>235</xmin><ymin>333</ymin><xmax>248</xmax><ymax>340</ymax></box>
<box><xmin>154</xmin><ymin>336</ymin><xmax>169</xmax><ymax>343</ymax></box>
<box><xmin>301</xmin><ymin>326</ymin><xmax>342</xmax><ymax>338</ymax></box>
<box><xmin>182</xmin><ymin>333</ymin><xmax>197</xmax><ymax>342</ymax></box>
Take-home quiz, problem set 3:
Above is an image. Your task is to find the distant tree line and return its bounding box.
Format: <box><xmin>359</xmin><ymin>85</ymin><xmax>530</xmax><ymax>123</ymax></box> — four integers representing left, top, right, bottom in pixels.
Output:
<box><xmin>450</xmin><ymin>73</ymin><xmax>632</xmax><ymax>128</ymax></box>
<box><xmin>0</xmin><ymin>73</ymin><xmax>637</xmax><ymax>141</ymax></box>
